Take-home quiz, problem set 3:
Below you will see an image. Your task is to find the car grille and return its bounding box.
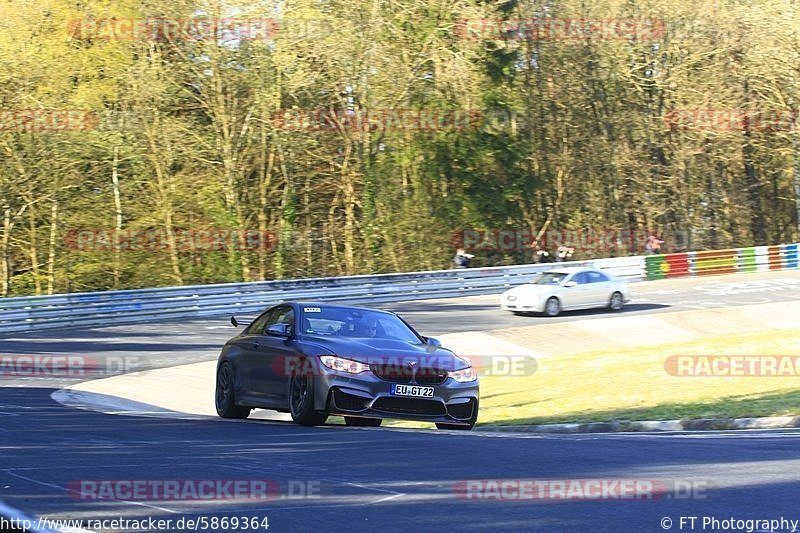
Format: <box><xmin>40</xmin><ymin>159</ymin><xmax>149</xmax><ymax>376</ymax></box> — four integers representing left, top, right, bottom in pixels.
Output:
<box><xmin>332</xmin><ymin>389</ymin><xmax>370</xmax><ymax>412</ymax></box>
<box><xmin>415</xmin><ymin>369</ymin><xmax>448</xmax><ymax>385</ymax></box>
<box><xmin>370</xmin><ymin>364</ymin><xmax>448</xmax><ymax>385</ymax></box>
<box><xmin>371</xmin><ymin>397</ymin><xmax>447</xmax><ymax>416</ymax></box>
<box><xmin>370</xmin><ymin>364</ymin><xmax>413</xmax><ymax>383</ymax></box>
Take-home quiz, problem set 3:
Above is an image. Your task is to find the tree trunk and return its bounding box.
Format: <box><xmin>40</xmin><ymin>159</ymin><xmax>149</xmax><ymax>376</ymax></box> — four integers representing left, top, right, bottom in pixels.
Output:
<box><xmin>1</xmin><ymin>205</ymin><xmax>11</xmax><ymax>297</ymax></box>
<box><xmin>46</xmin><ymin>197</ymin><xmax>58</xmax><ymax>294</ymax></box>
<box><xmin>111</xmin><ymin>145</ymin><xmax>123</xmax><ymax>289</ymax></box>
<box><xmin>27</xmin><ymin>186</ymin><xmax>41</xmax><ymax>295</ymax></box>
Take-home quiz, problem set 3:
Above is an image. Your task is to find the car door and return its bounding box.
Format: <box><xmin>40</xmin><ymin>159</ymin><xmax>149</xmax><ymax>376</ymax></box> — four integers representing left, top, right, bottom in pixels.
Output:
<box><xmin>585</xmin><ymin>270</ymin><xmax>613</xmax><ymax>307</ymax></box>
<box><xmin>561</xmin><ymin>272</ymin><xmax>590</xmax><ymax>309</ymax></box>
<box><xmin>236</xmin><ymin>308</ymin><xmax>276</xmax><ymax>403</ymax></box>
<box><xmin>250</xmin><ymin>304</ymin><xmax>298</xmax><ymax>405</ymax></box>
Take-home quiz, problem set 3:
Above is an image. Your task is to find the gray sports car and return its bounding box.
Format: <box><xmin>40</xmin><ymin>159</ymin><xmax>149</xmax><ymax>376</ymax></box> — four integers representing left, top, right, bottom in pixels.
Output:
<box><xmin>215</xmin><ymin>302</ymin><xmax>480</xmax><ymax>430</ymax></box>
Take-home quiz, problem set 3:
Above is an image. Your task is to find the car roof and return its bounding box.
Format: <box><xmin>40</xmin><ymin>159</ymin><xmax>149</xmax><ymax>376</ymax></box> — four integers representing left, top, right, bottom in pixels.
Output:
<box><xmin>285</xmin><ymin>302</ymin><xmax>396</xmax><ymax>316</ymax></box>
<box><xmin>540</xmin><ymin>266</ymin><xmax>595</xmax><ymax>274</ymax></box>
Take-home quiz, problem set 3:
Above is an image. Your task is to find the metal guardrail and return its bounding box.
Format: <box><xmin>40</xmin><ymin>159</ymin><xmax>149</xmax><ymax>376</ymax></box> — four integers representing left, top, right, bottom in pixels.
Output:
<box><xmin>0</xmin><ymin>257</ymin><xmax>643</xmax><ymax>333</ymax></box>
<box><xmin>645</xmin><ymin>243</ymin><xmax>800</xmax><ymax>280</ymax></box>
<box><xmin>3</xmin><ymin>241</ymin><xmax>796</xmax><ymax>334</ymax></box>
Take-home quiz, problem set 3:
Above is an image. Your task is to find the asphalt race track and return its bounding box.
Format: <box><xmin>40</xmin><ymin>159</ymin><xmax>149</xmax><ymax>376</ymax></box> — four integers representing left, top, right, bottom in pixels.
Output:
<box><xmin>3</xmin><ymin>270</ymin><xmax>800</xmax><ymax>532</ymax></box>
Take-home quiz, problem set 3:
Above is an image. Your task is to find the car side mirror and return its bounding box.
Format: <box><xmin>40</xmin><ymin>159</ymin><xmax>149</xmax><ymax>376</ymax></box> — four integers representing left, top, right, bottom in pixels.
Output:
<box><xmin>564</xmin><ymin>281</ymin><xmax>577</xmax><ymax>288</ymax></box>
<box><xmin>266</xmin><ymin>324</ymin><xmax>292</xmax><ymax>337</ymax></box>
<box><xmin>425</xmin><ymin>337</ymin><xmax>442</xmax><ymax>348</ymax></box>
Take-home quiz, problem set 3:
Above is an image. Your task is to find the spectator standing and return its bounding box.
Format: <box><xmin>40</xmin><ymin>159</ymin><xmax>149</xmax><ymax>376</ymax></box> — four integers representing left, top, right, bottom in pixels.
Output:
<box><xmin>454</xmin><ymin>248</ymin><xmax>474</xmax><ymax>268</ymax></box>
<box><xmin>646</xmin><ymin>233</ymin><xmax>664</xmax><ymax>255</ymax></box>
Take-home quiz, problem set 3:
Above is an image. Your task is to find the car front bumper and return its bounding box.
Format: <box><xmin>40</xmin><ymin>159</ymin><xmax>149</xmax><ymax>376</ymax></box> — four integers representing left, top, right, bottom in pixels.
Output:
<box><xmin>501</xmin><ymin>297</ymin><xmax>543</xmax><ymax>312</ymax></box>
<box><xmin>313</xmin><ymin>369</ymin><xmax>480</xmax><ymax>425</ymax></box>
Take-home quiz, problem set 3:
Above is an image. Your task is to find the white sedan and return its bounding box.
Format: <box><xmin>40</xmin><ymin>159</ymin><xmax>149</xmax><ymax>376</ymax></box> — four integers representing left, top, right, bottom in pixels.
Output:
<box><xmin>500</xmin><ymin>267</ymin><xmax>631</xmax><ymax>317</ymax></box>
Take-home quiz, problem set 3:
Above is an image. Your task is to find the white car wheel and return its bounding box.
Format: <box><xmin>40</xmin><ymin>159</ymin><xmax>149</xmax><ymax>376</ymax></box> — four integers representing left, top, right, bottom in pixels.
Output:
<box><xmin>544</xmin><ymin>297</ymin><xmax>561</xmax><ymax>317</ymax></box>
<box><xmin>609</xmin><ymin>292</ymin><xmax>624</xmax><ymax>311</ymax></box>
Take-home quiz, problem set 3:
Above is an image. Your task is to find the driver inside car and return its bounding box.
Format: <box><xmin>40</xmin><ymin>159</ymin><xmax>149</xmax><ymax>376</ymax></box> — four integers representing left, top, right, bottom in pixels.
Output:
<box><xmin>355</xmin><ymin>318</ymin><xmax>380</xmax><ymax>338</ymax></box>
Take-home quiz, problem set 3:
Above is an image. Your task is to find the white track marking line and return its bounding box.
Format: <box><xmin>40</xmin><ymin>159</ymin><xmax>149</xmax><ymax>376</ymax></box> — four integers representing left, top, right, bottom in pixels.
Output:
<box><xmin>368</xmin><ymin>493</ymin><xmax>405</xmax><ymax>504</ymax></box>
<box><xmin>223</xmin><ymin>464</ymin><xmax>407</xmax><ymax>507</ymax></box>
<box><xmin>5</xmin><ymin>470</ymin><xmax>177</xmax><ymax>514</ymax></box>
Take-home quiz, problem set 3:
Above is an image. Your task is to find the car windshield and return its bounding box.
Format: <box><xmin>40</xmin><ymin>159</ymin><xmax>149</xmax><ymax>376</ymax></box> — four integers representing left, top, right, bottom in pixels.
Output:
<box><xmin>298</xmin><ymin>306</ymin><xmax>421</xmax><ymax>342</ymax></box>
<box><xmin>531</xmin><ymin>272</ymin><xmax>569</xmax><ymax>285</ymax></box>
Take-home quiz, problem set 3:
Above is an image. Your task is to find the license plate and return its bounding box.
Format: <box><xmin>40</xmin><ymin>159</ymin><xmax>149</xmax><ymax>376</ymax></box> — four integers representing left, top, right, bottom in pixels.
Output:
<box><xmin>391</xmin><ymin>384</ymin><xmax>434</xmax><ymax>398</ymax></box>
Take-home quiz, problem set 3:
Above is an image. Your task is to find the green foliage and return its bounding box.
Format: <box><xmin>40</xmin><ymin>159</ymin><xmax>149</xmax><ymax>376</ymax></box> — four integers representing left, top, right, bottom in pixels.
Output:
<box><xmin>1</xmin><ymin>0</ymin><xmax>799</xmax><ymax>295</ymax></box>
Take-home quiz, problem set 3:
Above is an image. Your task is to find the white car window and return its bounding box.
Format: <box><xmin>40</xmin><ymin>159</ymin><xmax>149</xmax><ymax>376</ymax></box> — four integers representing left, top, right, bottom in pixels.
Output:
<box><xmin>532</xmin><ymin>273</ymin><xmax>568</xmax><ymax>285</ymax></box>
<box><xmin>571</xmin><ymin>273</ymin><xmax>590</xmax><ymax>285</ymax></box>
<box><xmin>588</xmin><ymin>271</ymin><xmax>610</xmax><ymax>283</ymax></box>
<box><xmin>300</xmin><ymin>307</ymin><xmax>420</xmax><ymax>342</ymax></box>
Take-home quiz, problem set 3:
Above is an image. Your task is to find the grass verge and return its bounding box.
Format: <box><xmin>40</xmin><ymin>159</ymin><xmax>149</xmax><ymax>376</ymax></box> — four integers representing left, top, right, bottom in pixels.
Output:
<box><xmin>388</xmin><ymin>328</ymin><xmax>800</xmax><ymax>429</ymax></box>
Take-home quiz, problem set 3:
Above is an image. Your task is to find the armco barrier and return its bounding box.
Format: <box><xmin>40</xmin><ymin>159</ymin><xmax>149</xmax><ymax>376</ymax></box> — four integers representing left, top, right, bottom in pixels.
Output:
<box><xmin>644</xmin><ymin>252</ymin><xmax>691</xmax><ymax>279</ymax></box>
<box><xmin>0</xmin><ymin>256</ymin><xmax>642</xmax><ymax>333</ymax></box>
<box><xmin>695</xmin><ymin>249</ymin><xmax>737</xmax><ymax>276</ymax></box>
<box><xmin>1</xmin><ymin>243</ymin><xmax>795</xmax><ymax>334</ymax></box>
<box><xmin>786</xmin><ymin>243</ymin><xmax>799</xmax><ymax>269</ymax></box>
<box><xmin>645</xmin><ymin>242</ymin><xmax>800</xmax><ymax>281</ymax></box>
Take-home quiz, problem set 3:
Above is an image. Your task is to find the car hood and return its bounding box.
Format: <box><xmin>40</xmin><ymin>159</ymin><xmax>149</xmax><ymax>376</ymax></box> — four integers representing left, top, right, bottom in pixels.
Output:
<box><xmin>299</xmin><ymin>336</ymin><xmax>468</xmax><ymax>370</ymax></box>
<box><xmin>503</xmin><ymin>284</ymin><xmax>558</xmax><ymax>297</ymax></box>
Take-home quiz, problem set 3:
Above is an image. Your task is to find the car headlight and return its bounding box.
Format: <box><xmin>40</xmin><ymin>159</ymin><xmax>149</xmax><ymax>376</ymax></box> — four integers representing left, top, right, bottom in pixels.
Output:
<box><xmin>319</xmin><ymin>355</ymin><xmax>370</xmax><ymax>374</ymax></box>
<box><xmin>449</xmin><ymin>366</ymin><xmax>477</xmax><ymax>383</ymax></box>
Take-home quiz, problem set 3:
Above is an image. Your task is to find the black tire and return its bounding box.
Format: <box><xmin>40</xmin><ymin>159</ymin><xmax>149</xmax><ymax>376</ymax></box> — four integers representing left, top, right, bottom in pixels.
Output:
<box><xmin>543</xmin><ymin>297</ymin><xmax>561</xmax><ymax>317</ymax></box>
<box><xmin>215</xmin><ymin>361</ymin><xmax>251</xmax><ymax>419</ymax></box>
<box><xmin>289</xmin><ymin>367</ymin><xmax>328</xmax><ymax>426</ymax></box>
<box><xmin>344</xmin><ymin>417</ymin><xmax>382</xmax><ymax>427</ymax></box>
<box><xmin>609</xmin><ymin>291</ymin><xmax>625</xmax><ymax>311</ymax></box>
